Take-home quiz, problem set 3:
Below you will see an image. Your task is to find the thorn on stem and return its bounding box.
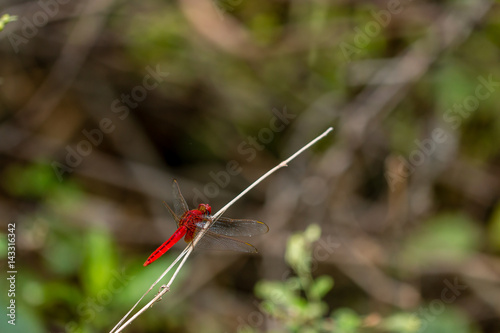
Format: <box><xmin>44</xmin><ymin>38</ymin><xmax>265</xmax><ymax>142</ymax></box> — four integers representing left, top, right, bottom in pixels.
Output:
<box><xmin>150</xmin><ymin>285</ymin><xmax>170</xmax><ymax>307</ymax></box>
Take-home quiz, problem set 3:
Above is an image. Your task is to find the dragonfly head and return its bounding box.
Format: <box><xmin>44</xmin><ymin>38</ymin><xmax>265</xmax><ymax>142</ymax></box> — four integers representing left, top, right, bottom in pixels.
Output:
<box><xmin>197</xmin><ymin>203</ymin><xmax>212</xmax><ymax>215</ymax></box>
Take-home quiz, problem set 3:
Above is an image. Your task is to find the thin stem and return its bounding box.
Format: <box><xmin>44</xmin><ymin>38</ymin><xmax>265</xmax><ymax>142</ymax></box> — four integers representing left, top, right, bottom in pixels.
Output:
<box><xmin>110</xmin><ymin>246</ymin><xmax>190</xmax><ymax>333</ymax></box>
<box><xmin>212</xmin><ymin>127</ymin><xmax>333</xmax><ymax>221</ymax></box>
<box><xmin>110</xmin><ymin>127</ymin><xmax>334</xmax><ymax>333</ymax></box>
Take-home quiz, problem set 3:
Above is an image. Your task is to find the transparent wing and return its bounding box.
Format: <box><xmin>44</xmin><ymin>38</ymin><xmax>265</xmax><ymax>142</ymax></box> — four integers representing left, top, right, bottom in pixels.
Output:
<box><xmin>163</xmin><ymin>201</ymin><xmax>180</xmax><ymax>226</ymax></box>
<box><xmin>209</xmin><ymin>217</ymin><xmax>269</xmax><ymax>237</ymax></box>
<box><xmin>192</xmin><ymin>231</ymin><xmax>260</xmax><ymax>253</ymax></box>
<box><xmin>172</xmin><ymin>179</ymin><xmax>189</xmax><ymax>217</ymax></box>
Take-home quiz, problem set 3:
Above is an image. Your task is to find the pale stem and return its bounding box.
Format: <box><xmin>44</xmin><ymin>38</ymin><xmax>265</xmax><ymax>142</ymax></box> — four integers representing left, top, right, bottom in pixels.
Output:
<box><xmin>109</xmin><ymin>246</ymin><xmax>190</xmax><ymax>333</ymax></box>
<box><xmin>212</xmin><ymin>126</ymin><xmax>334</xmax><ymax>221</ymax></box>
<box><xmin>111</xmin><ymin>127</ymin><xmax>334</xmax><ymax>333</ymax></box>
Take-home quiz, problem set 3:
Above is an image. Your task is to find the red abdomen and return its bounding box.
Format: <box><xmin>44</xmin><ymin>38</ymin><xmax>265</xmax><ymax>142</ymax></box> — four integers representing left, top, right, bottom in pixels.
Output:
<box><xmin>143</xmin><ymin>226</ymin><xmax>187</xmax><ymax>266</ymax></box>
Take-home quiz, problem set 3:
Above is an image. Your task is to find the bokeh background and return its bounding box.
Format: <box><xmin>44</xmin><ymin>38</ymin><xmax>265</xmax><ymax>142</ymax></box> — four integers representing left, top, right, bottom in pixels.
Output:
<box><xmin>1</xmin><ymin>0</ymin><xmax>500</xmax><ymax>332</ymax></box>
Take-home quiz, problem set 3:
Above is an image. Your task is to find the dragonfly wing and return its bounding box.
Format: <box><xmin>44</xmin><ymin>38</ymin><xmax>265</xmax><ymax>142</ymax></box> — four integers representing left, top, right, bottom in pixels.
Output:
<box><xmin>163</xmin><ymin>201</ymin><xmax>181</xmax><ymax>226</ymax></box>
<box><xmin>209</xmin><ymin>217</ymin><xmax>269</xmax><ymax>237</ymax></box>
<box><xmin>172</xmin><ymin>179</ymin><xmax>189</xmax><ymax>217</ymax></box>
<box><xmin>192</xmin><ymin>231</ymin><xmax>259</xmax><ymax>253</ymax></box>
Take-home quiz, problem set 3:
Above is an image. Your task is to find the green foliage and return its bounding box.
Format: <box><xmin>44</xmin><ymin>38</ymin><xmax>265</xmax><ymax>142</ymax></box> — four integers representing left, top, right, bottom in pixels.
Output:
<box><xmin>331</xmin><ymin>308</ymin><xmax>361</xmax><ymax>333</ymax></box>
<box><xmin>3</xmin><ymin>162</ymin><xmax>57</xmax><ymax>198</ymax></box>
<box><xmin>82</xmin><ymin>229</ymin><xmax>119</xmax><ymax>295</ymax></box>
<box><xmin>400</xmin><ymin>213</ymin><xmax>481</xmax><ymax>270</ymax></box>
<box><xmin>0</xmin><ymin>14</ymin><xmax>16</xmax><ymax>31</ymax></box>
<box><xmin>252</xmin><ymin>225</ymin><xmax>480</xmax><ymax>333</ymax></box>
<box><xmin>487</xmin><ymin>201</ymin><xmax>500</xmax><ymax>251</ymax></box>
<box><xmin>254</xmin><ymin>225</ymin><xmax>334</xmax><ymax>332</ymax></box>
<box><xmin>418</xmin><ymin>308</ymin><xmax>477</xmax><ymax>333</ymax></box>
<box><xmin>381</xmin><ymin>313</ymin><xmax>420</xmax><ymax>333</ymax></box>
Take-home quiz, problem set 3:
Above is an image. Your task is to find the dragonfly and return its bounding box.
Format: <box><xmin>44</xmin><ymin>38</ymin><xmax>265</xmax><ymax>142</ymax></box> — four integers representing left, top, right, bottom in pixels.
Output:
<box><xmin>144</xmin><ymin>180</ymin><xmax>269</xmax><ymax>266</ymax></box>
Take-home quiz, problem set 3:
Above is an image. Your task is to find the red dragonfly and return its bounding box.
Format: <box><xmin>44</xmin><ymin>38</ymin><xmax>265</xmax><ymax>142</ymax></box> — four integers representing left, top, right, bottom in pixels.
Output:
<box><xmin>144</xmin><ymin>180</ymin><xmax>269</xmax><ymax>266</ymax></box>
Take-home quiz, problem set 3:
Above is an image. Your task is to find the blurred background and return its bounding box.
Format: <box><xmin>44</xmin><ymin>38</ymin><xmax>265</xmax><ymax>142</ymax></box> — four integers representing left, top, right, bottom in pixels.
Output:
<box><xmin>1</xmin><ymin>0</ymin><xmax>500</xmax><ymax>332</ymax></box>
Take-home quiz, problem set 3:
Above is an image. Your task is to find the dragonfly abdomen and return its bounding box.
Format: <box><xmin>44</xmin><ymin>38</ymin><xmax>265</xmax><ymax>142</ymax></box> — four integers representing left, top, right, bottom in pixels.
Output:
<box><xmin>143</xmin><ymin>226</ymin><xmax>188</xmax><ymax>266</ymax></box>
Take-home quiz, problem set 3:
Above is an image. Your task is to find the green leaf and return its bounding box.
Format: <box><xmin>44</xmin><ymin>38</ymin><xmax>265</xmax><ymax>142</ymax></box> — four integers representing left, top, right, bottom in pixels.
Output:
<box><xmin>332</xmin><ymin>308</ymin><xmax>361</xmax><ymax>333</ymax></box>
<box><xmin>308</xmin><ymin>275</ymin><xmax>334</xmax><ymax>300</ymax></box>
<box><xmin>82</xmin><ymin>229</ymin><xmax>118</xmax><ymax>296</ymax></box>
<box><xmin>285</xmin><ymin>224</ymin><xmax>322</xmax><ymax>275</ymax></box>
<box><xmin>304</xmin><ymin>224</ymin><xmax>322</xmax><ymax>243</ymax></box>
<box><xmin>255</xmin><ymin>281</ymin><xmax>296</xmax><ymax>306</ymax></box>
<box><xmin>382</xmin><ymin>313</ymin><xmax>420</xmax><ymax>333</ymax></box>
<box><xmin>285</xmin><ymin>276</ymin><xmax>303</xmax><ymax>292</ymax></box>
<box><xmin>0</xmin><ymin>14</ymin><xmax>17</xmax><ymax>31</ymax></box>
<box><xmin>304</xmin><ymin>302</ymin><xmax>328</xmax><ymax>320</ymax></box>
<box><xmin>285</xmin><ymin>233</ymin><xmax>309</xmax><ymax>274</ymax></box>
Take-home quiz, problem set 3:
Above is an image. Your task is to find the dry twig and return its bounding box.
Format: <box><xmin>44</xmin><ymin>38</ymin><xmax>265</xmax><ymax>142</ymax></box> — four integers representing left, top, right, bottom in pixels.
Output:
<box><xmin>110</xmin><ymin>127</ymin><xmax>334</xmax><ymax>333</ymax></box>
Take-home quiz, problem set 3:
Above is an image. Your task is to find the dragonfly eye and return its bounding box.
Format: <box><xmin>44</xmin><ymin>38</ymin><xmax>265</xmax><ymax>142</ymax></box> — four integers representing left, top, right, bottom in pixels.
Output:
<box><xmin>198</xmin><ymin>203</ymin><xmax>212</xmax><ymax>214</ymax></box>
